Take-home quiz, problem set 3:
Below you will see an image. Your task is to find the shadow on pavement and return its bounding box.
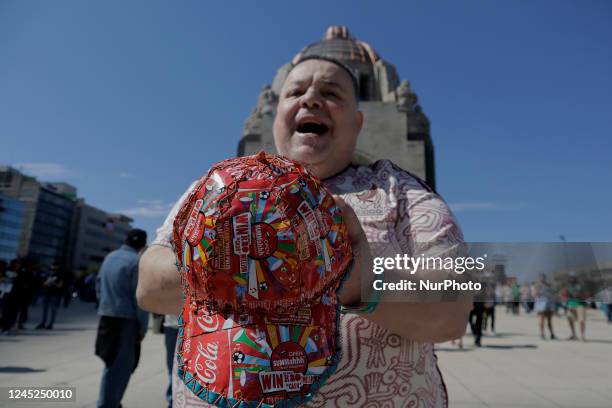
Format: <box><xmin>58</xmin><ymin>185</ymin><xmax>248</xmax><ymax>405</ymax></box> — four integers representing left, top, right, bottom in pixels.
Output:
<box><xmin>10</xmin><ymin>331</ymin><xmax>66</xmax><ymax>337</ymax></box>
<box><xmin>44</xmin><ymin>327</ymin><xmax>94</xmax><ymax>332</ymax></box>
<box><xmin>0</xmin><ymin>366</ymin><xmax>46</xmax><ymax>373</ymax></box>
<box><xmin>12</xmin><ymin>327</ymin><xmax>94</xmax><ymax>336</ymax></box>
<box><xmin>482</xmin><ymin>332</ymin><xmax>522</xmax><ymax>338</ymax></box>
<box><xmin>435</xmin><ymin>347</ymin><xmax>475</xmax><ymax>352</ymax></box>
<box><xmin>483</xmin><ymin>344</ymin><xmax>538</xmax><ymax>349</ymax></box>
<box><xmin>583</xmin><ymin>339</ymin><xmax>612</xmax><ymax>344</ymax></box>
<box><xmin>0</xmin><ymin>338</ymin><xmax>21</xmax><ymax>343</ymax></box>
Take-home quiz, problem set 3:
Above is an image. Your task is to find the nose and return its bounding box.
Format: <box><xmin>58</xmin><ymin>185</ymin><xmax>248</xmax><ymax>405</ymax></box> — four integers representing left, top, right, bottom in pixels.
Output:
<box><xmin>299</xmin><ymin>87</ymin><xmax>323</xmax><ymax>109</ymax></box>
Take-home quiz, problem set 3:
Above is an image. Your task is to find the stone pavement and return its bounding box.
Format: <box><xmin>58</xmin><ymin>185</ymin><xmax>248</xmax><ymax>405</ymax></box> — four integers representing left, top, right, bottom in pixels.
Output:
<box><xmin>0</xmin><ymin>301</ymin><xmax>610</xmax><ymax>407</ymax></box>
<box><xmin>437</xmin><ymin>307</ymin><xmax>612</xmax><ymax>408</ymax></box>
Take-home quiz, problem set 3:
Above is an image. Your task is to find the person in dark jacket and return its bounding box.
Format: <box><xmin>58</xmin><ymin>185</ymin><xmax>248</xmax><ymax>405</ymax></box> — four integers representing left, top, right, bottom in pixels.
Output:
<box><xmin>15</xmin><ymin>259</ymin><xmax>35</xmax><ymax>329</ymax></box>
<box><xmin>1</xmin><ymin>259</ymin><xmax>20</xmax><ymax>334</ymax></box>
<box><xmin>36</xmin><ymin>262</ymin><xmax>64</xmax><ymax>330</ymax></box>
<box><xmin>95</xmin><ymin>229</ymin><xmax>149</xmax><ymax>408</ymax></box>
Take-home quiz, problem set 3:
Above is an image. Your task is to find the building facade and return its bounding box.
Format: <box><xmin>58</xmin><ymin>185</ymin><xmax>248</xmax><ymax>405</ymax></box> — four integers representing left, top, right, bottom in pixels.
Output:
<box><xmin>237</xmin><ymin>26</ymin><xmax>436</xmax><ymax>188</ymax></box>
<box><xmin>1</xmin><ymin>166</ymin><xmax>135</xmax><ymax>273</ymax></box>
<box><xmin>0</xmin><ymin>194</ymin><xmax>26</xmax><ymax>262</ymax></box>
<box><xmin>28</xmin><ymin>184</ymin><xmax>76</xmax><ymax>267</ymax></box>
<box><xmin>0</xmin><ymin>166</ymin><xmax>42</xmax><ymax>257</ymax></box>
<box><xmin>0</xmin><ymin>166</ymin><xmax>77</xmax><ymax>267</ymax></box>
<box><xmin>69</xmin><ymin>200</ymin><xmax>133</xmax><ymax>274</ymax></box>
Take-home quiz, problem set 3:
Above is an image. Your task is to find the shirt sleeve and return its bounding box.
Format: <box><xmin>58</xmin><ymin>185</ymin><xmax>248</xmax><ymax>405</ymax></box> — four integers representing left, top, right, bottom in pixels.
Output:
<box><xmin>393</xmin><ymin>178</ymin><xmax>469</xmax><ymax>302</ymax></box>
<box><xmin>396</xmin><ymin>187</ymin><xmax>465</xmax><ymax>259</ymax></box>
<box><xmin>150</xmin><ymin>180</ymin><xmax>200</xmax><ymax>248</ymax></box>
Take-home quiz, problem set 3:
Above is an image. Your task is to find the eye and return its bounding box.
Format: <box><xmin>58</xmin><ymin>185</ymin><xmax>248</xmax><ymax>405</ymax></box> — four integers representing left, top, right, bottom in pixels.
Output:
<box><xmin>323</xmin><ymin>90</ymin><xmax>340</xmax><ymax>99</ymax></box>
<box><xmin>286</xmin><ymin>88</ymin><xmax>304</xmax><ymax>97</ymax></box>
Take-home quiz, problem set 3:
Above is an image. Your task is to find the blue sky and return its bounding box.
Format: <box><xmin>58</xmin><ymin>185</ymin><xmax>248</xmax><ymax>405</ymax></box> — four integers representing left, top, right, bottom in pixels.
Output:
<box><xmin>1</xmin><ymin>0</ymin><xmax>611</xmax><ymax>242</ymax></box>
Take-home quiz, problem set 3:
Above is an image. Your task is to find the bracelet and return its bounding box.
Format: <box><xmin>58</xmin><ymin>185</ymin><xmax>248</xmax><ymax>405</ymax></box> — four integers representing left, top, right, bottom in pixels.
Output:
<box><xmin>340</xmin><ymin>278</ymin><xmax>382</xmax><ymax>315</ymax></box>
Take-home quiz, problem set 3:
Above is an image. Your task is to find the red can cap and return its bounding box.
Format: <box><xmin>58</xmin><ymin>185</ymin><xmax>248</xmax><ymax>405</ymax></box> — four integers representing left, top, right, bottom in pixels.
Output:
<box><xmin>173</xmin><ymin>151</ymin><xmax>352</xmax><ymax>407</ymax></box>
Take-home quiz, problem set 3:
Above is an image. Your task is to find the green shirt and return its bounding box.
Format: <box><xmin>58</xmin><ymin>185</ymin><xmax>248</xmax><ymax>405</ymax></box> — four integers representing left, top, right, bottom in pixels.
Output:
<box><xmin>567</xmin><ymin>283</ymin><xmax>585</xmax><ymax>308</ymax></box>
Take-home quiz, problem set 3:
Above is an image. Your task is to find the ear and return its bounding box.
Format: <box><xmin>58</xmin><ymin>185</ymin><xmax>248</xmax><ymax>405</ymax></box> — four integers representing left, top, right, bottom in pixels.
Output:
<box><xmin>355</xmin><ymin>110</ymin><xmax>364</xmax><ymax>132</ymax></box>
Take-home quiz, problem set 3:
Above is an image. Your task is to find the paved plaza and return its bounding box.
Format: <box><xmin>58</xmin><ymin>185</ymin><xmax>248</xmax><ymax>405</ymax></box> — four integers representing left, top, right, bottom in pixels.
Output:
<box><xmin>0</xmin><ymin>302</ymin><xmax>610</xmax><ymax>407</ymax></box>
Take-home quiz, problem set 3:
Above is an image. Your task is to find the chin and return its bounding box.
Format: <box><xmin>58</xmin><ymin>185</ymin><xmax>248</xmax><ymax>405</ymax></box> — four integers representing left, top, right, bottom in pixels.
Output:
<box><xmin>283</xmin><ymin>147</ymin><xmax>328</xmax><ymax>176</ymax></box>
<box><xmin>287</xmin><ymin>144</ymin><xmax>328</xmax><ymax>162</ymax></box>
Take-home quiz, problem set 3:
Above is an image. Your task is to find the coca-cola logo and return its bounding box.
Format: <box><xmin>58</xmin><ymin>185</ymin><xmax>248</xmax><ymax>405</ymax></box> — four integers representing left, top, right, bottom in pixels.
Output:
<box><xmin>194</xmin><ymin>340</ymin><xmax>219</xmax><ymax>384</ymax></box>
<box><xmin>195</xmin><ymin>313</ymin><xmax>219</xmax><ymax>333</ymax></box>
<box><xmin>187</xmin><ymin>213</ymin><xmax>206</xmax><ymax>247</ymax></box>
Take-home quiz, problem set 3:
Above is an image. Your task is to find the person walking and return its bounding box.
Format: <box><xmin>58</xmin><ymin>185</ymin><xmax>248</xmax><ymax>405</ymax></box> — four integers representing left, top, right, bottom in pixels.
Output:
<box><xmin>511</xmin><ymin>281</ymin><xmax>521</xmax><ymax>314</ymax></box>
<box><xmin>163</xmin><ymin>314</ymin><xmax>179</xmax><ymax>408</ymax></box>
<box><xmin>469</xmin><ymin>301</ymin><xmax>485</xmax><ymax>347</ymax></box>
<box><xmin>521</xmin><ymin>283</ymin><xmax>533</xmax><ymax>313</ymax></box>
<box><xmin>566</xmin><ymin>272</ymin><xmax>588</xmax><ymax>341</ymax></box>
<box><xmin>483</xmin><ymin>283</ymin><xmax>496</xmax><ymax>335</ymax></box>
<box><xmin>605</xmin><ymin>303</ymin><xmax>612</xmax><ymax>323</ymax></box>
<box><xmin>1</xmin><ymin>260</ymin><xmax>19</xmax><ymax>335</ymax></box>
<box><xmin>15</xmin><ymin>260</ymin><xmax>35</xmax><ymax>329</ymax></box>
<box><xmin>95</xmin><ymin>229</ymin><xmax>149</xmax><ymax>408</ymax></box>
<box><xmin>534</xmin><ymin>273</ymin><xmax>556</xmax><ymax>340</ymax></box>
<box><xmin>36</xmin><ymin>262</ymin><xmax>64</xmax><ymax>330</ymax></box>
<box><xmin>502</xmin><ymin>283</ymin><xmax>512</xmax><ymax>314</ymax></box>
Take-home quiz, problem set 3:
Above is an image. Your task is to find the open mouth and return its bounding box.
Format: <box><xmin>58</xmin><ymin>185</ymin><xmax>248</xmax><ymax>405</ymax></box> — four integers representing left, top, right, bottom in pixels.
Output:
<box><xmin>296</xmin><ymin>121</ymin><xmax>329</xmax><ymax>135</ymax></box>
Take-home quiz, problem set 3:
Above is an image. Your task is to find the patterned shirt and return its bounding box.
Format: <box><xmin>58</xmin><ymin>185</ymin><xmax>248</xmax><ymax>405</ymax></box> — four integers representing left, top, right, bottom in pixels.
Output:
<box><xmin>154</xmin><ymin>160</ymin><xmax>464</xmax><ymax>408</ymax></box>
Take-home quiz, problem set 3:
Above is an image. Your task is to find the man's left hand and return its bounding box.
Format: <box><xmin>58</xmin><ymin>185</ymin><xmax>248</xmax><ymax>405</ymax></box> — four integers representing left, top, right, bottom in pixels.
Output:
<box><xmin>333</xmin><ymin>195</ymin><xmax>373</xmax><ymax>307</ymax></box>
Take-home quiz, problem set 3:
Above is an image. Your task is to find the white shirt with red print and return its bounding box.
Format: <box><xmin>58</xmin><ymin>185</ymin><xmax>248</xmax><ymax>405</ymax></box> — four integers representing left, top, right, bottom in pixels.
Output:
<box><xmin>153</xmin><ymin>160</ymin><xmax>464</xmax><ymax>408</ymax></box>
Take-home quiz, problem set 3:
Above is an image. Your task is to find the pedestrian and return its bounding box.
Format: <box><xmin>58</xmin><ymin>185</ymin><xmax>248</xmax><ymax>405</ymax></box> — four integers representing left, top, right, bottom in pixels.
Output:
<box><xmin>36</xmin><ymin>262</ymin><xmax>64</xmax><ymax>330</ymax></box>
<box><xmin>163</xmin><ymin>314</ymin><xmax>179</xmax><ymax>408</ymax></box>
<box><xmin>605</xmin><ymin>302</ymin><xmax>612</xmax><ymax>323</ymax></box>
<box><xmin>557</xmin><ymin>282</ymin><xmax>568</xmax><ymax>316</ymax></box>
<box><xmin>95</xmin><ymin>228</ymin><xmax>149</xmax><ymax>408</ymax></box>
<box><xmin>511</xmin><ymin>281</ymin><xmax>521</xmax><ymax>314</ymax></box>
<box><xmin>534</xmin><ymin>273</ymin><xmax>556</xmax><ymax>340</ymax></box>
<box><xmin>566</xmin><ymin>272</ymin><xmax>588</xmax><ymax>341</ymax></box>
<box><xmin>483</xmin><ymin>283</ymin><xmax>496</xmax><ymax>335</ymax></box>
<box><xmin>469</xmin><ymin>301</ymin><xmax>485</xmax><ymax>347</ymax></box>
<box><xmin>15</xmin><ymin>259</ymin><xmax>34</xmax><ymax>329</ymax></box>
<box><xmin>521</xmin><ymin>283</ymin><xmax>533</xmax><ymax>313</ymax></box>
<box><xmin>62</xmin><ymin>271</ymin><xmax>74</xmax><ymax>308</ymax></box>
<box><xmin>502</xmin><ymin>282</ymin><xmax>512</xmax><ymax>313</ymax></box>
<box><xmin>451</xmin><ymin>335</ymin><xmax>464</xmax><ymax>349</ymax></box>
<box><xmin>137</xmin><ymin>55</ymin><xmax>472</xmax><ymax>407</ymax></box>
<box><xmin>1</xmin><ymin>259</ymin><xmax>19</xmax><ymax>335</ymax></box>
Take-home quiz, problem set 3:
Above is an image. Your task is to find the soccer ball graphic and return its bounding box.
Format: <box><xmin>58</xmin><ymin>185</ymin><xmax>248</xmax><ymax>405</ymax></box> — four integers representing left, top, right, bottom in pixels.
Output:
<box><xmin>259</xmin><ymin>282</ymin><xmax>268</xmax><ymax>291</ymax></box>
<box><xmin>233</xmin><ymin>351</ymin><xmax>246</xmax><ymax>364</ymax></box>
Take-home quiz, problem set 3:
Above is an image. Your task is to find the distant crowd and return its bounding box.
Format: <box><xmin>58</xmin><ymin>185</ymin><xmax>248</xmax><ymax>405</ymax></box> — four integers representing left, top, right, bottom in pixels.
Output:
<box><xmin>0</xmin><ymin>257</ymin><xmax>98</xmax><ymax>334</ymax></box>
<box><xmin>462</xmin><ymin>273</ymin><xmax>612</xmax><ymax>348</ymax></box>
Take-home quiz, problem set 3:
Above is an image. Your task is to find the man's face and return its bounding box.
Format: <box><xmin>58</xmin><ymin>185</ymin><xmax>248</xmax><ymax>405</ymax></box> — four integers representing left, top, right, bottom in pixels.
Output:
<box><xmin>273</xmin><ymin>59</ymin><xmax>363</xmax><ymax>179</ymax></box>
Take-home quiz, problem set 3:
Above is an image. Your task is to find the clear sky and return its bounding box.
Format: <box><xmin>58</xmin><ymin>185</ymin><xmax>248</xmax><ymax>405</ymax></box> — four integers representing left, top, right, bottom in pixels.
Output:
<box><xmin>1</xmin><ymin>0</ymin><xmax>611</xmax><ymax>243</ymax></box>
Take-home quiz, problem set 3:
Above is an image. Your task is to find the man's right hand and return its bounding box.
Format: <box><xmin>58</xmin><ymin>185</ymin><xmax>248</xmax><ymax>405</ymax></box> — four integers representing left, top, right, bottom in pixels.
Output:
<box><xmin>137</xmin><ymin>245</ymin><xmax>183</xmax><ymax>314</ymax></box>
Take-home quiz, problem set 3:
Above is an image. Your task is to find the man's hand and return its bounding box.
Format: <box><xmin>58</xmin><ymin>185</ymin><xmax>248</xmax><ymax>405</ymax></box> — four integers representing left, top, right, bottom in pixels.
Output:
<box><xmin>333</xmin><ymin>196</ymin><xmax>373</xmax><ymax>307</ymax></box>
<box><xmin>136</xmin><ymin>245</ymin><xmax>183</xmax><ymax>315</ymax></box>
<box><xmin>332</xmin><ymin>196</ymin><xmax>471</xmax><ymax>343</ymax></box>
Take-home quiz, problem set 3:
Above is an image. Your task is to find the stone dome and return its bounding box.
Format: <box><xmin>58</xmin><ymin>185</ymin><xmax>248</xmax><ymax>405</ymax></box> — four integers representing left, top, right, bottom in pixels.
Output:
<box><xmin>292</xmin><ymin>26</ymin><xmax>379</xmax><ymax>66</ymax></box>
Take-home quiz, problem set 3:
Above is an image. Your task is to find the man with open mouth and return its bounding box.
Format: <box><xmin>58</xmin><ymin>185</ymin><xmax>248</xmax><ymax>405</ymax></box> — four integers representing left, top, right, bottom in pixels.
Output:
<box><xmin>138</xmin><ymin>54</ymin><xmax>471</xmax><ymax>408</ymax></box>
